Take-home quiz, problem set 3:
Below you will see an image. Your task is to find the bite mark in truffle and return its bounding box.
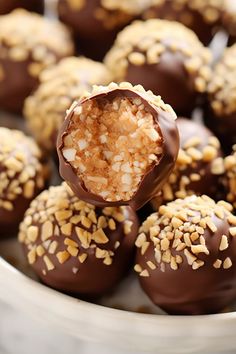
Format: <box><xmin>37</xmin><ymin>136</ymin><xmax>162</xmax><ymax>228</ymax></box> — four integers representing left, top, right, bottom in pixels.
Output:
<box><xmin>57</xmin><ymin>82</ymin><xmax>179</xmax><ymax>209</ymax></box>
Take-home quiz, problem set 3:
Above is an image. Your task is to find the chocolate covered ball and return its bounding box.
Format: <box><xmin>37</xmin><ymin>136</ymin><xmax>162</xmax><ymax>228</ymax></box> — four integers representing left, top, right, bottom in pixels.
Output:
<box><xmin>0</xmin><ymin>0</ymin><xmax>44</xmax><ymax>15</ymax></box>
<box><xmin>24</xmin><ymin>57</ymin><xmax>112</xmax><ymax>152</ymax></box>
<box><xmin>105</xmin><ymin>20</ymin><xmax>212</xmax><ymax>116</ymax></box>
<box><xmin>57</xmin><ymin>82</ymin><xmax>179</xmax><ymax>210</ymax></box>
<box><xmin>58</xmin><ymin>0</ymin><xmax>147</xmax><ymax>60</ymax></box>
<box><xmin>0</xmin><ymin>127</ymin><xmax>48</xmax><ymax>237</ymax></box>
<box><xmin>142</xmin><ymin>0</ymin><xmax>224</xmax><ymax>45</ymax></box>
<box><xmin>0</xmin><ymin>9</ymin><xmax>74</xmax><ymax>113</ymax></box>
<box><xmin>224</xmin><ymin>149</ymin><xmax>236</xmax><ymax>209</ymax></box>
<box><xmin>206</xmin><ymin>44</ymin><xmax>236</xmax><ymax>152</ymax></box>
<box><xmin>151</xmin><ymin>118</ymin><xmax>223</xmax><ymax>210</ymax></box>
<box><xmin>135</xmin><ymin>195</ymin><xmax>236</xmax><ymax>315</ymax></box>
<box><xmin>18</xmin><ymin>182</ymin><xmax>138</xmax><ymax>296</ymax></box>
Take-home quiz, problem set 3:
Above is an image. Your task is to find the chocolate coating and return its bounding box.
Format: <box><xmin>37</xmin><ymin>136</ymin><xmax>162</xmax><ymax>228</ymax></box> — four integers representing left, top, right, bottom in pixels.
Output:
<box><xmin>142</xmin><ymin>0</ymin><xmax>224</xmax><ymax>45</ymax></box>
<box><xmin>105</xmin><ymin>20</ymin><xmax>212</xmax><ymax>116</ymax></box>
<box><xmin>0</xmin><ymin>127</ymin><xmax>47</xmax><ymax>237</ymax></box>
<box><xmin>135</xmin><ymin>195</ymin><xmax>236</xmax><ymax>315</ymax></box>
<box><xmin>0</xmin><ymin>10</ymin><xmax>74</xmax><ymax>113</ymax></box>
<box><xmin>19</xmin><ymin>182</ymin><xmax>139</xmax><ymax>296</ymax></box>
<box><xmin>205</xmin><ymin>44</ymin><xmax>236</xmax><ymax>153</ymax></box>
<box><xmin>24</xmin><ymin>57</ymin><xmax>112</xmax><ymax>152</ymax></box>
<box><xmin>151</xmin><ymin>118</ymin><xmax>223</xmax><ymax>210</ymax></box>
<box><xmin>58</xmin><ymin>0</ymin><xmax>143</xmax><ymax>60</ymax></box>
<box><xmin>0</xmin><ymin>0</ymin><xmax>44</xmax><ymax>14</ymax></box>
<box><xmin>57</xmin><ymin>82</ymin><xmax>179</xmax><ymax>210</ymax></box>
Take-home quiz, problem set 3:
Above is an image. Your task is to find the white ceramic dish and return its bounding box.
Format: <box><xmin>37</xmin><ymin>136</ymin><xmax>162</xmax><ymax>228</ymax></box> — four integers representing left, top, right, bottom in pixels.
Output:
<box><xmin>1</xmin><ymin>238</ymin><xmax>236</xmax><ymax>354</ymax></box>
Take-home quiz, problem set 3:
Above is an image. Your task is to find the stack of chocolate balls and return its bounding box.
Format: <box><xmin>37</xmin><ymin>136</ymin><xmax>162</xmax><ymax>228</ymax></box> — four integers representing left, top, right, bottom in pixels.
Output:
<box><xmin>0</xmin><ymin>0</ymin><xmax>236</xmax><ymax>317</ymax></box>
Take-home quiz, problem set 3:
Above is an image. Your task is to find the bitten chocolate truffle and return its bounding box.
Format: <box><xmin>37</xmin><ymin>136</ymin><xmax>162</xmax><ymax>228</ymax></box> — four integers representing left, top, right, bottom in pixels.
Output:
<box><xmin>142</xmin><ymin>0</ymin><xmax>224</xmax><ymax>45</ymax></box>
<box><xmin>0</xmin><ymin>0</ymin><xmax>44</xmax><ymax>15</ymax></box>
<box><xmin>57</xmin><ymin>0</ymin><xmax>149</xmax><ymax>60</ymax></box>
<box><xmin>24</xmin><ymin>57</ymin><xmax>112</xmax><ymax>152</ymax></box>
<box><xmin>0</xmin><ymin>127</ymin><xmax>47</xmax><ymax>237</ymax></box>
<box><xmin>18</xmin><ymin>182</ymin><xmax>138</xmax><ymax>296</ymax></box>
<box><xmin>224</xmin><ymin>149</ymin><xmax>236</xmax><ymax>209</ymax></box>
<box><xmin>151</xmin><ymin>118</ymin><xmax>223</xmax><ymax>210</ymax></box>
<box><xmin>135</xmin><ymin>195</ymin><xmax>236</xmax><ymax>315</ymax></box>
<box><xmin>105</xmin><ymin>20</ymin><xmax>212</xmax><ymax>116</ymax></box>
<box><xmin>0</xmin><ymin>9</ymin><xmax>74</xmax><ymax>113</ymax></box>
<box><xmin>206</xmin><ymin>45</ymin><xmax>236</xmax><ymax>152</ymax></box>
<box><xmin>57</xmin><ymin>82</ymin><xmax>179</xmax><ymax>210</ymax></box>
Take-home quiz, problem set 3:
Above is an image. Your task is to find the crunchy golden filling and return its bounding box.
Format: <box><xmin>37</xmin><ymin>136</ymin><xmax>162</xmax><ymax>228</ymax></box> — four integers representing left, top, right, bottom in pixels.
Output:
<box><xmin>63</xmin><ymin>96</ymin><xmax>163</xmax><ymax>202</ymax></box>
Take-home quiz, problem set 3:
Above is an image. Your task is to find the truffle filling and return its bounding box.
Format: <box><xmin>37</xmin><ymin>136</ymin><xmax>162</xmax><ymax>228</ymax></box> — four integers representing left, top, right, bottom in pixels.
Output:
<box><xmin>62</xmin><ymin>96</ymin><xmax>163</xmax><ymax>202</ymax></box>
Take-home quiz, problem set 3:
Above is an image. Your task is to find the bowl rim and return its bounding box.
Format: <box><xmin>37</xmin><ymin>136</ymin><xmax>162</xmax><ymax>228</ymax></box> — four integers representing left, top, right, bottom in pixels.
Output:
<box><xmin>1</xmin><ymin>255</ymin><xmax>236</xmax><ymax>323</ymax></box>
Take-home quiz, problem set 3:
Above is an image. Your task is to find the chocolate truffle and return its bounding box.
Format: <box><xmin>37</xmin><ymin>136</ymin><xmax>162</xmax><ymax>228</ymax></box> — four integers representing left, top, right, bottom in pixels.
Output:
<box><xmin>24</xmin><ymin>57</ymin><xmax>112</xmax><ymax>153</ymax></box>
<box><xmin>135</xmin><ymin>195</ymin><xmax>236</xmax><ymax>315</ymax></box>
<box><xmin>224</xmin><ymin>148</ymin><xmax>236</xmax><ymax>209</ymax></box>
<box><xmin>0</xmin><ymin>9</ymin><xmax>74</xmax><ymax>113</ymax></box>
<box><xmin>151</xmin><ymin>118</ymin><xmax>223</xmax><ymax>210</ymax></box>
<box><xmin>222</xmin><ymin>0</ymin><xmax>236</xmax><ymax>45</ymax></box>
<box><xmin>142</xmin><ymin>0</ymin><xmax>224</xmax><ymax>45</ymax></box>
<box><xmin>57</xmin><ymin>0</ymin><xmax>148</xmax><ymax>60</ymax></box>
<box><xmin>0</xmin><ymin>127</ymin><xmax>47</xmax><ymax>237</ymax></box>
<box><xmin>206</xmin><ymin>44</ymin><xmax>236</xmax><ymax>152</ymax></box>
<box><xmin>0</xmin><ymin>0</ymin><xmax>44</xmax><ymax>15</ymax></box>
<box><xmin>18</xmin><ymin>182</ymin><xmax>138</xmax><ymax>296</ymax></box>
<box><xmin>57</xmin><ymin>82</ymin><xmax>179</xmax><ymax>210</ymax></box>
<box><xmin>105</xmin><ymin>20</ymin><xmax>212</xmax><ymax>116</ymax></box>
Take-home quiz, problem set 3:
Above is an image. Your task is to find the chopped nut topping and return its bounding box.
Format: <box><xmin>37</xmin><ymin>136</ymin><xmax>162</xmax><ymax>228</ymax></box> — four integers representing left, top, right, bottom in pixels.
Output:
<box><xmin>19</xmin><ymin>183</ymin><xmax>135</xmax><ymax>271</ymax></box>
<box><xmin>56</xmin><ymin>251</ymin><xmax>70</xmax><ymax>264</ymax></box>
<box><xmin>105</xmin><ymin>20</ymin><xmax>212</xmax><ymax>94</ymax></box>
<box><xmin>138</xmin><ymin>195</ymin><xmax>235</xmax><ymax>273</ymax></box>
<box><xmin>0</xmin><ymin>128</ymin><xmax>46</xmax><ymax>212</ymax></box>
<box><xmin>224</xmin><ymin>151</ymin><xmax>236</xmax><ymax>209</ymax></box>
<box><xmin>208</xmin><ymin>44</ymin><xmax>236</xmax><ymax>116</ymax></box>
<box><xmin>0</xmin><ymin>9</ymin><xmax>74</xmax><ymax>79</ymax></box>
<box><xmin>151</xmin><ymin>121</ymin><xmax>221</xmax><ymax>208</ymax></box>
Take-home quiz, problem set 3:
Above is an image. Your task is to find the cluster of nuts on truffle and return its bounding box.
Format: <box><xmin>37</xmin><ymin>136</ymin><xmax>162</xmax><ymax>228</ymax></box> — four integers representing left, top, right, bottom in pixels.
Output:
<box><xmin>105</xmin><ymin>19</ymin><xmax>212</xmax><ymax>94</ymax></box>
<box><xmin>135</xmin><ymin>195</ymin><xmax>236</xmax><ymax>277</ymax></box>
<box><xmin>24</xmin><ymin>57</ymin><xmax>112</xmax><ymax>151</ymax></box>
<box><xmin>151</xmin><ymin>122</ymin><xmax>223</xmax><ymax>209</ymax></box>
<box><xmin>0</xmin><ymin>128</ymin><xmax>45</xmax><ymax>211</ymax></box>
<box><xmin>224</xmin><ymin>148</ymin><xmax>236</xmax><ymax>209</ymax></box>
<box><xmin>0</xmin><ymin>9</ymin><xmax>74</xmax><ymax>79</ymax></box>
<box><xmin>208</xmin><ymin>44</ymin><xmax>236</xmax><ymax>117</ymax></box>
<box><xmin>19</xmin><ymin>182</ymin><xmax>134</xmax><ymax>271</ymax></box>
<box><xmin>143</xmin><ymin>0</ymin><xmax>224</xmax><ymax>24</ymax></box>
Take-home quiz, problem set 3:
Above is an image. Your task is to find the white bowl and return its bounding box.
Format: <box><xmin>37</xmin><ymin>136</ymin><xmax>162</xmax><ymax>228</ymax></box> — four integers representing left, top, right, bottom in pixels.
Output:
<box><xmin>1</xmin><ymin>239</ymin><xmax>236</xmax><ymax>354</ymax></box>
